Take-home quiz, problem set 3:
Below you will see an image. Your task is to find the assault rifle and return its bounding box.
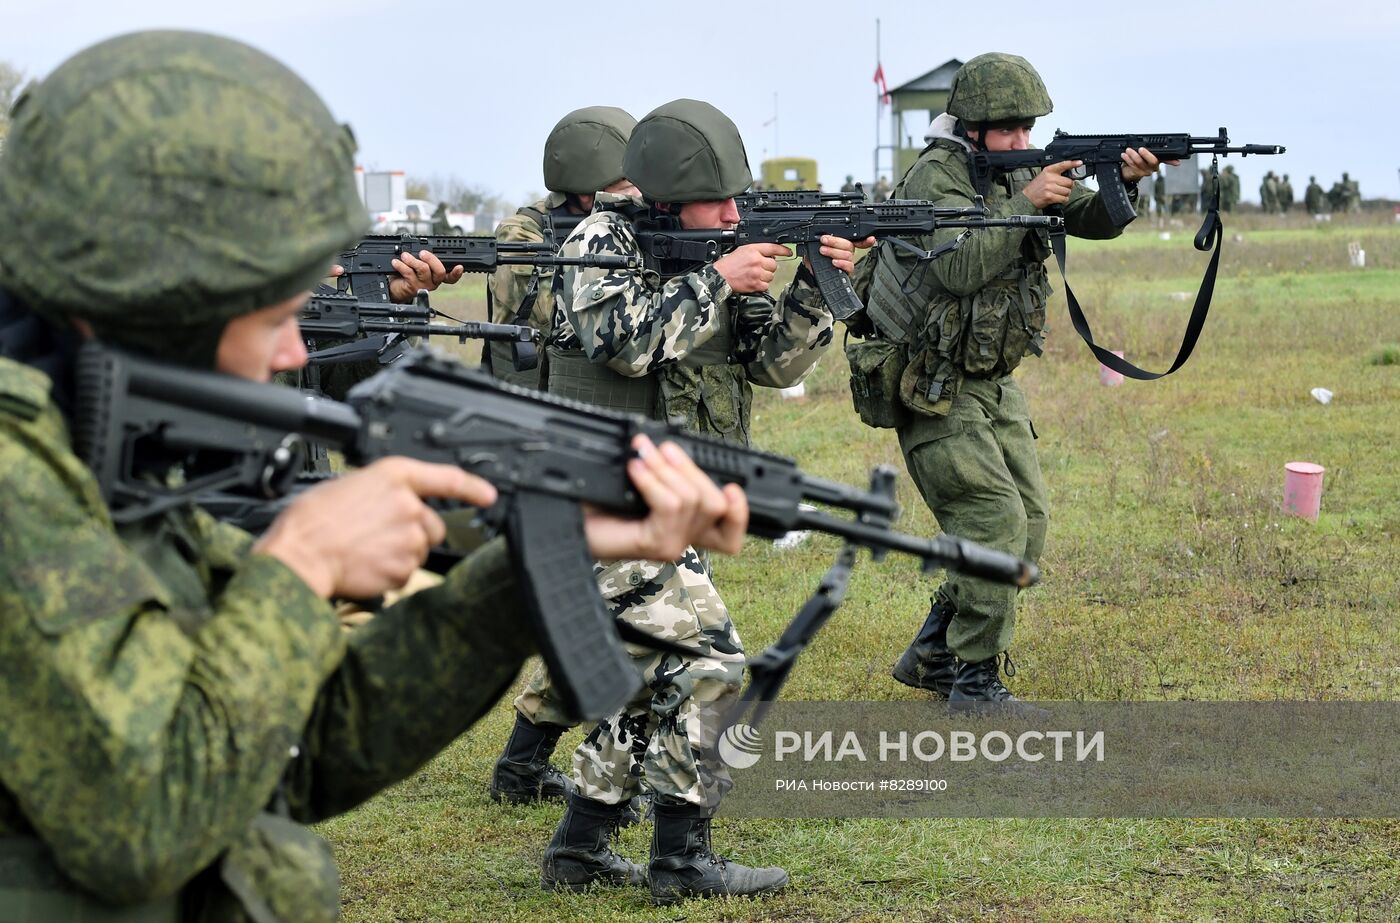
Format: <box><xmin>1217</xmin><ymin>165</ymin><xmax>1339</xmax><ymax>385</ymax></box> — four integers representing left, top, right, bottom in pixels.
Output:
<box><xmin>336</xmin><ymin>233</ymin><xmax>640</xmax><ymax>302</ymax></box>
<box><xmin>630</xmin><ymin>198</ymin><xmax>1062</xmax><ymax>321</ymax></box>
<box><xmin>300</xmin><ymin>288</ymin><xmax>539</xmax><ymax>369</ymax></box>
<box><xmin>337</xmin><ymin>234</ymin><xmax>637</xmax><ymax>373</ymax></box>
<box><xmin>74</xmin><ymin>342</ymin><xmax>1038</xmax><ymax>722</ymax></box>
<box><xmin>969</xmin><ymin>127</ymin><xmax>1285</xmax><ymax>228</ymax></box>
<box><xmin>534</xmin><ymin>187</ymin><xmax>871</xmax><ymax>248</ymax></box>
<box><xmin>968</xmin><ymin>128</ymin><xmax>1284</xmax><ymax>381</ymax></box>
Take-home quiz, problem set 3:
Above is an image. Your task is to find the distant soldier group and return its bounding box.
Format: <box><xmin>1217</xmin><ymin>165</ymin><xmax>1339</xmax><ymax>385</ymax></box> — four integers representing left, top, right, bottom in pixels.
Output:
<box><xmin>1149</xmin><ymin>164</ymin><xmax>1238</xmax><ymax>218</ymax></box>
<box><xmin>1141</xmin><ymin>165</ymin><xmax>1369</xmax><ymax>221</ymax></box>
<box><xmin>1326</xmin><ymin>172</ymin><xmax>1363</xmax><ymax>213</ymax></box>
<box><xmin>1260</xmin><ymin>171</ymin><xmax>1361</xmax><ymax>216</ymax></box>
<box><xmin>838</xmin><ymin>175</ymin><xmax>896</xmax><ymax>203</ymax></box>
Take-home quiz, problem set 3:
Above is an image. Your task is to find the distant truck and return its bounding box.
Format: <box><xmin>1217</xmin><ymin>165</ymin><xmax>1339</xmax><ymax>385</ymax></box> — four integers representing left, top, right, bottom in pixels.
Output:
<box><xmin>760</xmin><ymin>157</ymin><xmax>819</xmax><ymax>191</ymax></box>
<box><xmin>371</xmin><ymin>199</ymin><xmax>475</xmax><ymax>235</ymax></box>
<box><xmin>354</xmin><ymin>167</ymin><xmax>474</xmax><ymax>234</ymax></box>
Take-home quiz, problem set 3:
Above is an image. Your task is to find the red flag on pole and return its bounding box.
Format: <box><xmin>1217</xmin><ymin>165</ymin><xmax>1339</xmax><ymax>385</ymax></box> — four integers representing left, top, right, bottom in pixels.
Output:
<box><xmin>873</xmin><ymin>63</ymin><xmax>891</xmax><ymax>105</ymax></box>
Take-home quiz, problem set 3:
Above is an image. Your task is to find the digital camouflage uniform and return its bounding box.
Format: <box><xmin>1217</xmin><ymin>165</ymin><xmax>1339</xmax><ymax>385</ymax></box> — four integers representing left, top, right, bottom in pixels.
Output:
<box><xmin>548</xmin><ymin>193</ymin><xmax>833</xmax><ymax>807</ymax></box>
<box><xmin>537</xmin><ymin>97</ymin><xmax>802</xmax><ymax>904</ymax></box>
<box><xmin>0</xmin><ymin>355</ymin><xmax>534</xmax><ymax>921</ymax></box>
<box><xmin>870</xmin><ymin>116</ymin><xmax>1123</xmax><ymax>665</ymax></box>
<box><xmin>486</xmin><ymin>107</ymin><xmax>635</xmax><ymax>393</ymax></box>
<box><xmin>861</xmin><ymin>57</ymin><xmax>1124</xmax><ymax>702</ymax></box>
<box><xmin>0</xmin><ymin>31</ymin><xmax>536</xmax><ymax>920</ymax></box>
<box><xmin>487</xmin><ymin>109</ymin><xmax>637</xmax><ymax>810</ymax></box>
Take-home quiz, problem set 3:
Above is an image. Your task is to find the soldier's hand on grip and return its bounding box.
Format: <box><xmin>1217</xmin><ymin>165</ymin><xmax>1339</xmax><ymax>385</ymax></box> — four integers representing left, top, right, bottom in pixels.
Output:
<box><xmin>1022</xmin><ymin>160</ymin><xmax>1079</xmax><ymax>209</ymax></box>
<box><xmin>387</xmin><ymin>250</ymin><xmax>466</xmax><ymax>303</ymax></box>
<box><xmin>253</xmin><ymin>458</ymin><xmax>496</xmax><ymax>599</ymax></box>
<box><xmin>1120</xmin><ymin>146</ymin><xmax>1176</xmax><ymax>182</ymax></box>
<box><xmin>714</xmin><ymin>243</ymin><xmax>790</xmax><ymax>293</ymax></box>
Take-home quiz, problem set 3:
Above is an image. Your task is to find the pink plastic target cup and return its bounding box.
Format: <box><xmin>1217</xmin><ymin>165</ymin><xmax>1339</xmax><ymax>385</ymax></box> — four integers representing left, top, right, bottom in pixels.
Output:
<box><xmin>1282</xmin><ymin>462</ymin><xmax>1325</xmax><ymax>521</ymax></box>
<box><xmin>1099</xmin><ymin>350</ymin><xmax>1125</xmax><ymax>387</ymax></box>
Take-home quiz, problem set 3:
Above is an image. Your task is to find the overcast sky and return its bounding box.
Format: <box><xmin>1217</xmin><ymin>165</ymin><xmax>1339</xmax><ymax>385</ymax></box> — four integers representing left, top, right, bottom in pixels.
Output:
<box><xmin>7</xmin><ymin>0</ymin><xmax>1398</xmax><ymax>208</ymax></box>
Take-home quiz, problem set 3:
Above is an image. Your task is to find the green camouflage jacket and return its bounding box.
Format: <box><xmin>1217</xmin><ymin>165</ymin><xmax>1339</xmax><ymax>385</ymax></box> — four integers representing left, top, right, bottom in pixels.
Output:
<box><xmin>894</xmin><ymin>119</ymin><xmax>1122</xmax><ymax>301</ymax></box>
<box><xmin>0</xmin><ymin>356</ymin><xmax>532</xmax><ymax>921</ymax></box>
<box><xmin>865</xmin><ymin>114</ymin><xmax>1122</xmax><ymax>413</ymax></box>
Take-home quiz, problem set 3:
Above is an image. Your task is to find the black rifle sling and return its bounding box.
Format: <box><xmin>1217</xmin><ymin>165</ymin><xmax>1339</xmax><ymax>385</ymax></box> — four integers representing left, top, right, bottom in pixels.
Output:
<box><xmin>1048</xmin><ymin>156</ymin><xmax>1224</xmax><ymax>380</ymax></box>
<box><xmin>480</xmin><ymin>262</ymin><xmax>543</xmax><ymax>374</ymax></box>
<box><xmin>479</xmin><ymin>278</ymin><xmax>495</xmax><ymax>370</ymax></box>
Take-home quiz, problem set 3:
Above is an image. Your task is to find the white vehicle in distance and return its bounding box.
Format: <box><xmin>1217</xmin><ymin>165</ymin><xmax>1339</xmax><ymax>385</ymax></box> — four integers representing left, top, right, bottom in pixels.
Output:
<box><xmin>369</xmin><ymin>198</ymin><xmax>475</xmax><ymax>235</ymax></box>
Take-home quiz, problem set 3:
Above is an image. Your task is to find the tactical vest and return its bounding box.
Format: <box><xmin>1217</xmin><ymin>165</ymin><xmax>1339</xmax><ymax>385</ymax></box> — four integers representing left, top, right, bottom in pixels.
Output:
<box><xmin>547</xmin><ymin>200</ymin><xmax>753</xmax><ymax>443</ymax></box>
<box><xmin>547</xmin><ymin>292</ymin><xmax>751</xmax><ymax>445</ymax></box>
<box><xmin>863</xmin><ymin>140</ymin><xmax>1050</xmax><ymax>414</ymax></box>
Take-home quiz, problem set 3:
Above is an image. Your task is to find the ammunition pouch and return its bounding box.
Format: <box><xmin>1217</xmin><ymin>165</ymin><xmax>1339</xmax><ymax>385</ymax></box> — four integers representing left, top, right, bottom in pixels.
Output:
<box><xmin>844</xmin><ymin>336</ymin><xmax>909</xmax><ymax>430</ymax></box>
<box><xmin>959</xmin><ymin>260</ymin><xmax>1048</xmax><ymax>377</ymax></box>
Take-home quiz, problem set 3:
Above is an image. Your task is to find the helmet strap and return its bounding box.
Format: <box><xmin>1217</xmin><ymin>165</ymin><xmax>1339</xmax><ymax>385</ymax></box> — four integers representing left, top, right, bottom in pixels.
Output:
<box><xmin>955</xmin><ymin>119</ymin><xmax>989</xmax><ymax>152</ymax></box>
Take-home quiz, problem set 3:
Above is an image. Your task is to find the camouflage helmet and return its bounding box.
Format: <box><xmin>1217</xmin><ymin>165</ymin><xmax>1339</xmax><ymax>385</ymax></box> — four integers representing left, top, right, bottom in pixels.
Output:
<box><xmin>0</xmin><ymin>31</ymin><xmax>366</xmax><ymax>368</ymax></box>
<box><xmin>623</xmin><ymin>99</ymin><xmax>752</xmax><ymax>203</ymax></box>
<box><xmin>946</xmin><ymin>53</ymin><xmax>1053</xmax><ymax>125</ymax></box>
<box><xmin>542</xmin><ymin>106</ymin><xmax>637</xmax><ymax>195</ymax></box>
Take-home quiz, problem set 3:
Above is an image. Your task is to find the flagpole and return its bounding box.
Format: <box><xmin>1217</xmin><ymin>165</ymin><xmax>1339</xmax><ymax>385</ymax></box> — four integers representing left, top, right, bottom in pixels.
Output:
<box><xmin>873</xmin><ymin>17</ymin><xmax>880</xmax><ymax>188</ymax></box>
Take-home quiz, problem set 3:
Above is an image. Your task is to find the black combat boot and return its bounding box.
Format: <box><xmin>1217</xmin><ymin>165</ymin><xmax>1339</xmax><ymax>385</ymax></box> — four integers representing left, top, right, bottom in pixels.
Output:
<box><xmin>948</xmin><ymin>653</ymin><xmax>1049</xmax><ymax>720</ymax></box>
<box><xmin>648</xmin><ymin>803</ymin><xmax>789</xmax><ymax>905</ymax></box>
<box><xmin>490</xmin><ymin>713</ymin><xmax>573</xmax><ymax>805</ymax></box>
<box><xmin>540</xmin><ymin>793</ymin><xmax>646</xmax><ymax>891</ymax></box>
<box><xmin>892</xmin><ymin>601</ymin><xmax>958</xmax><ymax>698</ymax></box>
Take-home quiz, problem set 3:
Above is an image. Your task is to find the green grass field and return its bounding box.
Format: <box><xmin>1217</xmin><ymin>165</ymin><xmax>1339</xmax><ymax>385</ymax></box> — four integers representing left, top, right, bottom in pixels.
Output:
<box><xmin>320</xmin><ymin>214</ymin><xmax>1400</xmax><ymax>921</ymax></box>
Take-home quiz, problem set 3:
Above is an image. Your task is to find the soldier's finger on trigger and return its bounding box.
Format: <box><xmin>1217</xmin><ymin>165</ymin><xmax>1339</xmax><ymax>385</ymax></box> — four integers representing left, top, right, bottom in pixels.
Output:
<box><xmin>422</xmin><ymin>507</ymin><xmax>447</xmax><ymax>547</ymax></box>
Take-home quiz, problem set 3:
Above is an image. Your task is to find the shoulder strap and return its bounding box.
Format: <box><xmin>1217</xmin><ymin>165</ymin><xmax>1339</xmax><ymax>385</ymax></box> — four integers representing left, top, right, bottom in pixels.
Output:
<box><xmin>1050</xmin><ymin>157</ymin><xmax>1224</xmax><ymax>381</ymax></box>
<box><xmin>516</xmin><ymin>203</ymin><xmax>548</xmax><ymax>227</ymax></box>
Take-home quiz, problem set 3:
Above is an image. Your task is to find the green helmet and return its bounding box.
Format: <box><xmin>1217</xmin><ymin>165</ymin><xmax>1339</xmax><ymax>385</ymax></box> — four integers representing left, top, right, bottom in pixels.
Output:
<box><xmin>542</xmin><ymin>106</ymin><xmax>637</xmax><ymax>195</ymax></box>
<box><xmin>623</xmin><ymin>99</ymin><xmax>752</xmax><ymax>203</ymax></box>
<box><xmin>0</xmin><ymin>30</ymin><xmax>365</xmax><ymax>368</ymax></box>
<box><xmin>946</xmin><ymin>53</ymin><xmax>1053</xmax><ymax>126</ymax></box>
